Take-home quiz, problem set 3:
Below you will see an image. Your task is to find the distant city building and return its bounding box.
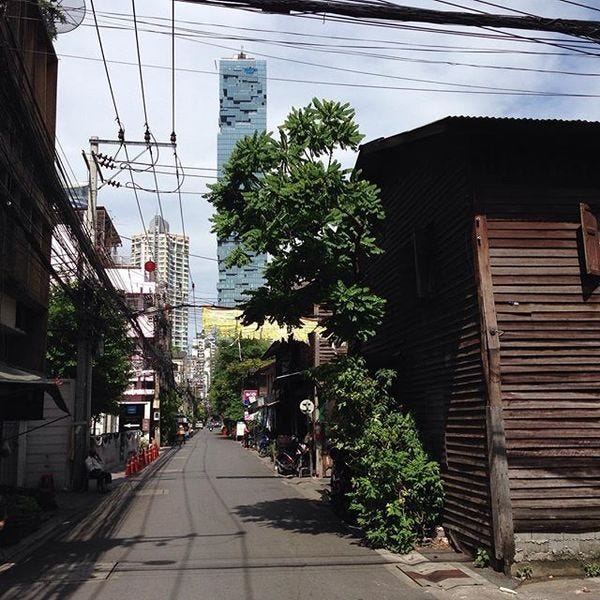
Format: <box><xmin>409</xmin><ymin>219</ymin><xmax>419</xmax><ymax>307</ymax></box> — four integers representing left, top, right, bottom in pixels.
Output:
<box><xmin>106</xmin><ymin>267</ymin><xmax>158</xmax><ymax>441</ymax></box>
<box><xmin>130</xmin><ymin>216</ymin><xmax>190</xmax><ymax>351</ymax></box>
<box><xmin>217</xmin><ymin>52</ymin><xmax>268</xmax><ymax>307</ymax></box>
<box><xmin>191</xmin><ymin>331</ymin><xmax>217</xmax><ymax>401</ymax></box>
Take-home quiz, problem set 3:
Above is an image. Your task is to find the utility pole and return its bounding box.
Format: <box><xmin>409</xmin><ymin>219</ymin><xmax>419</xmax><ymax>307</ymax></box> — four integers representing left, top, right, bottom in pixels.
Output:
<box><xmin>72</xmin><ymin>137</ymin><xmax>99</xmax><ymax>490</ymax></box>
<box><xmin>180</xmin><ymin>0</ymin><xmax>600</xmax><ymax>41</ymax></box>
<box><xmin>78</xmin><ymin>136</ymin><xmax>175</xmax><ymax>452</ymax></box>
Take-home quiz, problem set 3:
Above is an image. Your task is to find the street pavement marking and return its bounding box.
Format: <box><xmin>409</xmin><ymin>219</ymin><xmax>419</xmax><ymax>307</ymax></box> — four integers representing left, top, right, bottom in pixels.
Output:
<box><xmin>135</xmin><ymin>488</ymin><xmax>170</xmax><ymax>496</ymax></box>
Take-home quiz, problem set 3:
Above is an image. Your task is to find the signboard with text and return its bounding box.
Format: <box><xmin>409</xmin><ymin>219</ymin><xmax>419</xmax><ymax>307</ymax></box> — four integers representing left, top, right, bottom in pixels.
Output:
<box><xmin>242</xmin><ymin>389</ymin><xmax>258</xmax><ymax>407</ymax></box>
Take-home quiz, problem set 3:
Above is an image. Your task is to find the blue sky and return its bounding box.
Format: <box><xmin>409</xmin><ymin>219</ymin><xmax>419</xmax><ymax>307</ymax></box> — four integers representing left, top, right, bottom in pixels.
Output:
<box><xmin>53</xmin><ymin>0</ymin><xmax>600</xmax><ymax>334</ymax></box>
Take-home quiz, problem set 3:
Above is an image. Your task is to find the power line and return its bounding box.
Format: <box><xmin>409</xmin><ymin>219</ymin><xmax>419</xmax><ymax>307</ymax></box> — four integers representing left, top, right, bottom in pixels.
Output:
<box><xmin>52</xmin><ymin>49</ymin><xmax>600</xmax><ymax>99</ymax></box>
<box><xmin>556</xmin><ymin>0</ymin><xmax>600</xmax><ymax>14</ymax></box>
<box><xmin>89</xmin><ymin>0</ymin><xmax>150</xmax><ymax>247</ymax></box>
<box><xmin>178</xmin><ymin>0</ymin><xmax>600</xmax><ymax>40</ymax></box>
<box><xmin>131</xmin><ymin>0</ymin><xmax>166</xmax><ymax>226</ymax></box>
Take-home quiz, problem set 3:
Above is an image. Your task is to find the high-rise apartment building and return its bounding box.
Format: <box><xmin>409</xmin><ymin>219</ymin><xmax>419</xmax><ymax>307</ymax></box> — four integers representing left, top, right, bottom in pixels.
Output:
<box><xmin>217</xmin><ymin>52</ymin><xmax>268</xmax><ymax>307</ymax></box>
<box><xmin>131</xmin><ymin>216</ymin><xmax>190</xmax><ymax>351</ymax></box>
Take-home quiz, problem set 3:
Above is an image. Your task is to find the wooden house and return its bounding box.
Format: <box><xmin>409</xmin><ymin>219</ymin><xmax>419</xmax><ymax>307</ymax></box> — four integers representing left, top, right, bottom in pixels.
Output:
<box><xmin>357</xmin><ymin>117</ymin><xmax>600</xmax><ymax>570</ymax></box>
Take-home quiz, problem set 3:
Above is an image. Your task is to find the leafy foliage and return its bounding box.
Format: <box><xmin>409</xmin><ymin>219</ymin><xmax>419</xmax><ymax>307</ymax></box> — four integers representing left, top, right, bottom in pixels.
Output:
<box><xmin>584</xmin><ymin>561</ymin><xmax>600</xmax><ymax>578</ymax></box>
<box><xmin>38</xmin><ymin>0</ymin><xmax>66</xmax><ymax>39</ymax></box>
<box><xmin>207</xmin><ymin>337</ymin><xmax>271</xmax><ymax>422</ymax></box>
<box><xmin>515</xmin><ymin>565</ymin><xmax>533</xmax><ymax>581</ymax></box>
<box><xmin>160</xmin><ymin>388</ymin><xmax>182</xmax><ymax>444</ymax></box>
<box><xmin>205</xmin><ymin>98</ymin><xmax>385</xmax><ymax>345</ymax></box>
<box><xmin>318</xmin><ymin>357</ymin><xmax>444</xmax><ymax>554</ymax></box>
<box><xmin>474</xmin><ymin>548</ymin><xmax>491</xmax><ymax>568</ymax></box>
<box><xmin>46</xmin><ymin>285</ymin><xmax>133</xmax><ymax>417</ymax></box>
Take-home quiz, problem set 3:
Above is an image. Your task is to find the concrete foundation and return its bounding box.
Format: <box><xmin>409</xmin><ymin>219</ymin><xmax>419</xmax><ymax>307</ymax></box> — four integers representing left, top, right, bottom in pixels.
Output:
<box><xmin>514</xmin><ymin>531</ymin><xmax>600</xmax><ymax>565</ymax></box>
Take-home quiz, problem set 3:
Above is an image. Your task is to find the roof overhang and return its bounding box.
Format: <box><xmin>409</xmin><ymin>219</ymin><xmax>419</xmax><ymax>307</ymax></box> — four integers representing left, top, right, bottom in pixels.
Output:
<box><xmin>0</xmin><ymin>362</ymin><xmax>69</xmax><ymax>420</ymax></box>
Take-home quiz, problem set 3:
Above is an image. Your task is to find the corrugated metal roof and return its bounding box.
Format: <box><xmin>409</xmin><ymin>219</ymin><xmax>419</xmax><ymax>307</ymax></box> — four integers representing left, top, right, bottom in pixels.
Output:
<box><xmin>359</xmin><ymin>115</ymin><xmax>600</xmax><ymax>157</ymax></box>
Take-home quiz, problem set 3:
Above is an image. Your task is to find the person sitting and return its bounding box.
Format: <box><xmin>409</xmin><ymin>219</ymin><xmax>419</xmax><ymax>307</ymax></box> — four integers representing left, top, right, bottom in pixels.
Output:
<box><xmin>84</xmin><ymin>450</ymin><xmax>111</xmax><ymax>493</ymax></box>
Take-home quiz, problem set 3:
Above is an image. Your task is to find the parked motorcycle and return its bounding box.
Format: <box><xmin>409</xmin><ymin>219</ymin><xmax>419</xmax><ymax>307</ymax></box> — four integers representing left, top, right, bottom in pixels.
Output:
<box><xmin>258</xmin><ymin>431</ymin><xmax>272</xmax><ymax>457</ymax></box>
<box><xmin>275</xmin><ymin>436</ymin><xmax>310</xmax><ymax>476</ymax></box>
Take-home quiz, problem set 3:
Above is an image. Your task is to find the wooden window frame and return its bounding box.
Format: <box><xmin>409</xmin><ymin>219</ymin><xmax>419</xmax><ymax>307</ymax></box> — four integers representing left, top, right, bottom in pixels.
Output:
<box><xmin>580</xmin><ymin>202</ymin><xmax>600</xmax><ymax>276</ymax></box>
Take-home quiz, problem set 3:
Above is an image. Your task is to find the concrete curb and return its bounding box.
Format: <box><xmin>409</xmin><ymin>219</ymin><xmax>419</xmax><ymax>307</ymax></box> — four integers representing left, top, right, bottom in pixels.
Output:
<box><xmin>0</xmin><ymin>446</ymin><xmax>174</xmax><ymax>570</ymax></box>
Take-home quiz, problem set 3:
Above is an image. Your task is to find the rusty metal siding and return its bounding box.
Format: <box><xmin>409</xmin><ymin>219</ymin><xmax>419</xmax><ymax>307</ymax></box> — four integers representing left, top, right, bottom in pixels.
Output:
<box><xmin>485</xmin><ymin>197</ymin><xmax>600</xmax><ymax>533</ymax></box>
<box><xmin>361</xmin><ymin>147</ymin><xmax>493</xmax><ymax>553</ymax></box>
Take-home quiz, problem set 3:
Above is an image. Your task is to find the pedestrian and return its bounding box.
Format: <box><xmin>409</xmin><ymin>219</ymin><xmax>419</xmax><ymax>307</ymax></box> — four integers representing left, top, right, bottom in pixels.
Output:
<box><xmin>176</xmin><ymin>424</ymin><xmax>186</xmax><ymax>447</ymax></box>
<box><xmin>84</xmin><ymin>449</ymin><xmax>112</xmax><ymax>493</ymax></box>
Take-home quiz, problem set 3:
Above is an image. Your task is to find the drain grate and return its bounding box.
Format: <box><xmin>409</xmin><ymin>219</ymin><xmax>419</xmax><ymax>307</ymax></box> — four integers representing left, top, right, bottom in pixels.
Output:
<box><xmin>398</xmin><ymin>563</ymin><xmax>483</xmax><ymax>590</ymax></box>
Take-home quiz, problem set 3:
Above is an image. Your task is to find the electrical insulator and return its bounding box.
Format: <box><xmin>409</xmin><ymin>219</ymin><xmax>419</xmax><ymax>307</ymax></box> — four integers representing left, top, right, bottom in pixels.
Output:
<box><xmin>170</xmin><ymin>131</ymin><xmax>177</xmax><ymax>144</ymax></box>
<box><xmin>118</xmin><ymin>128</ymin><xmax>125</xmax><ymax>142</ymax></box>
<box><xmin>144</xmin><ymin>127</ymin><xmax>151</xmax><ymax>144</ymax></box>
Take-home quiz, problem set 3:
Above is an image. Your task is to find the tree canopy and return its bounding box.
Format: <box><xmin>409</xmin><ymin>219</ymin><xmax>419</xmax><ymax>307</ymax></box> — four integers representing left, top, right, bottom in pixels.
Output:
<box><xmin>46</xmin><ymin>285</ymin><xmax>133</xmax><ymax>417</ymax></box>
<box><xmin>208</xmin><ymin>337</ymin><xmax>271</xmax><ymax>423</ymax></box>
<box><xmin>205</xmin><ymin>98</ymin><xmax>386</xmax><ymax>345</ymax></box>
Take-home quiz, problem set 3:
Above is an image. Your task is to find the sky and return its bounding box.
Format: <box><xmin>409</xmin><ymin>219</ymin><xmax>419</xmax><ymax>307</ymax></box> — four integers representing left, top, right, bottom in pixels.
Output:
<box><xmin>53</xmin><ymin>0</ymin><xmax>600</xmax><ymax>337</ymax></box>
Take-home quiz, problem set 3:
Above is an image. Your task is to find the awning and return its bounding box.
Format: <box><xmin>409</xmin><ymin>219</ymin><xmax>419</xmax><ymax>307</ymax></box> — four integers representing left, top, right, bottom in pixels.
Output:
<box><xmin>248</xmin><ymin>395</ymin><xmax>280</xmax><ymax>414</ymax></box>
<box><xmin>0</xmin><ymin>362</ymin><xmax>70</xmax><ymax>418</ymax></box>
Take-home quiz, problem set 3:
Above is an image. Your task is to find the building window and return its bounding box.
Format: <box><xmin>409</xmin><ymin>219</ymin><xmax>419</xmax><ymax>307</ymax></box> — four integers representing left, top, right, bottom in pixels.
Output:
<box><xmin>580</xmin><ymin>202</ymin><xmax>600</xmax><ymax>276</ymax></box>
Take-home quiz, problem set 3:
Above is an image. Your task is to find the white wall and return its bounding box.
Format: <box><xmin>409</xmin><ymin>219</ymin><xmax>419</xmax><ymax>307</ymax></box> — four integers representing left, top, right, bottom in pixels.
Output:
<box><xmin>23</xmin><ymin>380</ymin><xmax>75</xmax><ymax>491</ymax></box>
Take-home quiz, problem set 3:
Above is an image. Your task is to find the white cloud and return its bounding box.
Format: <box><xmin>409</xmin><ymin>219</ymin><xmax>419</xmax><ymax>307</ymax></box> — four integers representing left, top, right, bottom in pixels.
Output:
<box><xmin>54</xmin><ymin>0</ymin><xmax>600</xmax><ymax>333</ymax></box>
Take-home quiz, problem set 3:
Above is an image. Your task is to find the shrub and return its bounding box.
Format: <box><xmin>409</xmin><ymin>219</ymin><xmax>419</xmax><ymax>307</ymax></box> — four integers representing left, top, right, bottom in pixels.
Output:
<box><xmin>8</xmin><ymin>494</ymin><xmax>41</xmax><ymax>518</ymax></box>
<box><xmin>474</xmin><ymin>548</ymin><xmax>491</xmax><ymax>568</ymax></box>
<box><xmin>317</xmin><ymin>356</ymin><xmax>444</xmax><ymax>554</ymax></box>
<box><xmin>584</xmin><ymin>562</ymin><xmax>600</xmax><ymax>578</ymax></box>
<box><xmin>348</xmin><ymin>410</ymin><xmax>444</xmax><ymax>553</ymax></box>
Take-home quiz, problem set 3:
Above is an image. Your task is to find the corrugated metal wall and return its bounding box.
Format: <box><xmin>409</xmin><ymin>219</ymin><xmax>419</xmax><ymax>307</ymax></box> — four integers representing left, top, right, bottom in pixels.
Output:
<box><xmin>361</xmin><ymin>144</ymin><xmax>493</xmax><ymax>553</ymax></box>
<box><xmin>485</xmin><ymin>193</ymin><xmax>600</xmax><ymax>533</ymax></box>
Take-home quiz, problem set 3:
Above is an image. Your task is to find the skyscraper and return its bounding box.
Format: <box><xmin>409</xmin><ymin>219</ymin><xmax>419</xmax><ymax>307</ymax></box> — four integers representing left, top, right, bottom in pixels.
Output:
<box><xmin>217</xmin><ymin>52</ymin><xmax>268</xmax><ymax>308</ymax></box>
<box><xmin>131</xmin><ymin>216</ymin><xmax>190</xmax><ymax>351</ymax></box>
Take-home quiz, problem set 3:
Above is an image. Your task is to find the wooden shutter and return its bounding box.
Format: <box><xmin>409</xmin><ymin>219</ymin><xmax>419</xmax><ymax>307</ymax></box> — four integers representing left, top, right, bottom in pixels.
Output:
<box><xmin>580</xmin><ymin>202</ymin><xmax>600</xmax><ymax>276</ymax></box>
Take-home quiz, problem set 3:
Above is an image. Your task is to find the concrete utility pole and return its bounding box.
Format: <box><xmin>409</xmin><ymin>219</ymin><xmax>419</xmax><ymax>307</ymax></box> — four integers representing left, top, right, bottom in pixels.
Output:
<box><xmin>179</xmin><ymin>0</ymin><xmax>600</xmax><ymax>41</ymax></box>
<box><xmin>72</xmin><ymin>137</ymin><xmax>100</xmax><ymax>491</ymax></box>
<box><xmin>75</xmin><ymin>136</ymin><xmax>176</xmax><ymax>455</ymax></box>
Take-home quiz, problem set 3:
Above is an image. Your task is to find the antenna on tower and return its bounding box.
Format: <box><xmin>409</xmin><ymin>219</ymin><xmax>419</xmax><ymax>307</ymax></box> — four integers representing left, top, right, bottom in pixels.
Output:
<box><xmin>54</xmin><ymin>0</ymin><xmax>86</xmax><ymax>35</ymax></box>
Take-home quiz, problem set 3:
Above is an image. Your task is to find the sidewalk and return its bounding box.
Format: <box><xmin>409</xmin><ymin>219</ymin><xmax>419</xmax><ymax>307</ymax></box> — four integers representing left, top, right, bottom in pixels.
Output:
<box><xmin>251</xmin><ymin>449</ymin><xmax>600</xmax><ymax>600</ymax></box>
<box><xmin>0</xmin><ymin>446</ymin><xmax>172</xmax><ymax>571</ymax></box>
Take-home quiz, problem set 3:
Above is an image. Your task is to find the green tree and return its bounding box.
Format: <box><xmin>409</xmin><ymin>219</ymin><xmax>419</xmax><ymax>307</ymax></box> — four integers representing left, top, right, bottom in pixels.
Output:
<box><xmin>208</xmin><ymin>337</ymin><xmax>271</xmax><ymax>422</ymax></box>
<box><xmin>205</xmin><ymin>98</ymin><xmax>385</xmax><ymax>346</ymax></box>
<box><xmin>160</xmin><ymin>387</ymin><xmax>182</xmax><ymax>444</ymax></box>
<box><xmin>46</xmin><ymin>285</ymin><xmax>133</xmax><ymax>417</ymax></box>
<box><xmin>318</xmin><ymin>356</ymin><xmax>444</xmax><ymax>553</ymax></box>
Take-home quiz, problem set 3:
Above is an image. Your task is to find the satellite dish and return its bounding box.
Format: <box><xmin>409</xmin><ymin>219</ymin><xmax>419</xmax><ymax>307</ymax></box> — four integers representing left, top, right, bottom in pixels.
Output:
<box><xmin>54</xmin><ymin>0</ymin><xmax>86</xmax><ymax>34</ymax></box>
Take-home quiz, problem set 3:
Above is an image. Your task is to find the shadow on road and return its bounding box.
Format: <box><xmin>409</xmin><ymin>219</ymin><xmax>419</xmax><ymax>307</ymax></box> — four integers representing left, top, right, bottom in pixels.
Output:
<box><xmin>0</xmin><ymin>453</ymin><xmax>174</xmax><ymax>600</ymax></box>
<box><xmin>233</xmin><ymin>497</ymin><xmax>359</xmax><ymax>539</ymax></box>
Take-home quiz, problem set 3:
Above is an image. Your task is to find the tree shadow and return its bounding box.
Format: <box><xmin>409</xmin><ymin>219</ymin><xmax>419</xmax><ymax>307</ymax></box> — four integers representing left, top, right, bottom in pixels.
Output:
<box><xmin>232</xmin><ymin>497</ymin><xmax>360</xmax><ymax>540</ymax></box>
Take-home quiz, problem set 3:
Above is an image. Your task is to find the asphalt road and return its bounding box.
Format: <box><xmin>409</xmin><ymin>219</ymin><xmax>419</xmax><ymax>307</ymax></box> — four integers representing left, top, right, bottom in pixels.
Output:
<box><xmin>0</xmin><ymin>430</ymin><xmax>431</xmax><ymax>600</ymax></box>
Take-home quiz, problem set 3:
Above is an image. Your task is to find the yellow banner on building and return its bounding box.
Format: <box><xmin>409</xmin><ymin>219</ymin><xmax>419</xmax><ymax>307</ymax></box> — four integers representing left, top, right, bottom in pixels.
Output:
<box><xmin>201</xmin><ymin>307</ymin><xmax>320</xmax><ymax>342</ymax></box>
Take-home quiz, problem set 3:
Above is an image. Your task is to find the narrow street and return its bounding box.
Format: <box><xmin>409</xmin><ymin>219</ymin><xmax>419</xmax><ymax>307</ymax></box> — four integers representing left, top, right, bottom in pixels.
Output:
<box><xmin>0</xmin><ymin>431</ymin><xmax>429</xmax><ymax>600</ymax></box>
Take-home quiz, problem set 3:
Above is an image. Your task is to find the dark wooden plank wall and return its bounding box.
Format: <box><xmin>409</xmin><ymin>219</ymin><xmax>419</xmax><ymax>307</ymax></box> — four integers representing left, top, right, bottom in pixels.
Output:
<box><xmin>485</xmin><ymin>192</ymin><xmax>600</xmax><ymax>533</ymax></box>
<box><xmin>361</xmin><ymin>146</ymin><xmax>493</xmax><ymax>553</ymax></box>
